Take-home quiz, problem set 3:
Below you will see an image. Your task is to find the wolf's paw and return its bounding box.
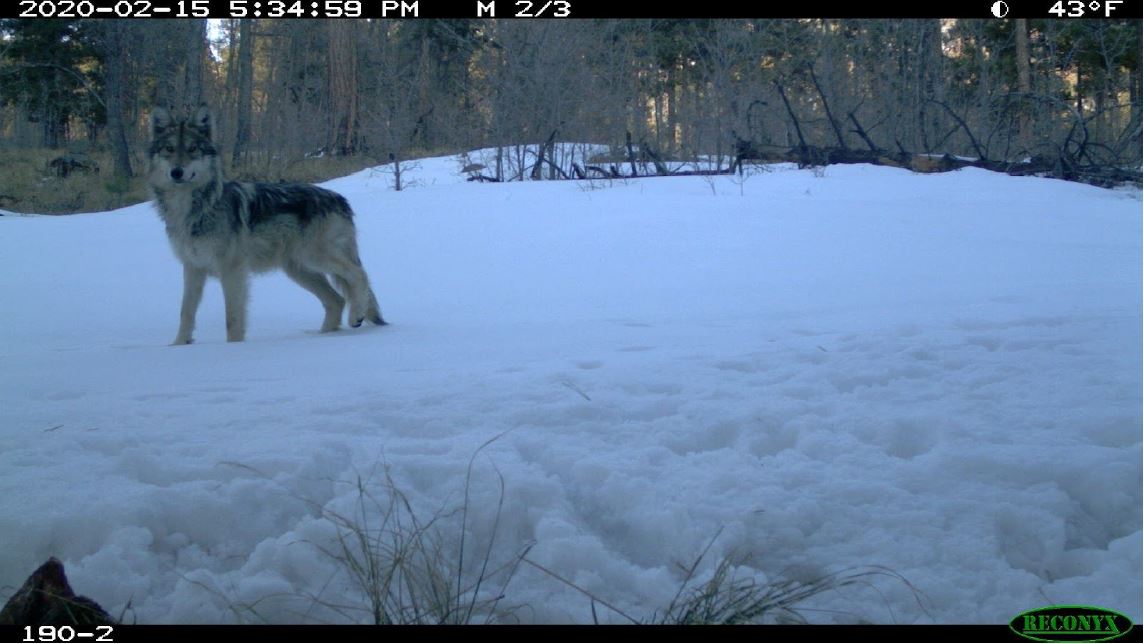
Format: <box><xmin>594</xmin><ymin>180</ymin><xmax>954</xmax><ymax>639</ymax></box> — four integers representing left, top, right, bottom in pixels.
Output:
<box><xmin>350</xmin><ymin>317</ymin><xmax>363</xmax><ymax>328</ymax></box>
<box><xmin>171</xmin><ymin>337</ymin><xmax>194</xmax><ymax>346</ymax></box>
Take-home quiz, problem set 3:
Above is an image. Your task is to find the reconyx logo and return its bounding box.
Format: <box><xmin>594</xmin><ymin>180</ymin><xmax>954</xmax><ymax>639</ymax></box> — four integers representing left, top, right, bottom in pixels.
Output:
<box><xmin>1010</xmin><ymin>605</ymin><xmax>1134</xmax><ymax>642</ymax></box>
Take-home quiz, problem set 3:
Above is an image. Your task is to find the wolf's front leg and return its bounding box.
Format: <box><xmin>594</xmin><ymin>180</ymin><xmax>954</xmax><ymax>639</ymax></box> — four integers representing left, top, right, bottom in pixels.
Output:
<box><xmin>173</xmin><ymin>265</ymin><xmax>207</xmax><ymax>345</ymax></box>
<box><xmin>220</xmin><ymin>269</ymin><xmax>250</xmax><ymax>342</ymax></box>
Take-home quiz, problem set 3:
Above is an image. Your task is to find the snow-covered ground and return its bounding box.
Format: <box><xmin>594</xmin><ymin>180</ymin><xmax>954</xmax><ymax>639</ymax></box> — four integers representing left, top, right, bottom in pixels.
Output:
<box><xmin>0</xmin><ymin>158</ymin><xmax>1140</xmax><ymax>624</ymax></box>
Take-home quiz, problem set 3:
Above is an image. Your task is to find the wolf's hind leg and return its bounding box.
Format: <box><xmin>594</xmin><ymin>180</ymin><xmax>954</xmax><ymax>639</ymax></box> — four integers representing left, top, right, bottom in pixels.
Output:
<box><xmin>314</xmin><ymin>224</ymin><xmax>385</xmax><ymax>328</ymax></box>
<box><xmin>331</xmin><ymin>264</ymin><xmax>384</xmax><ymax>328</ymax></box>
<box><xmin>330</xmin><ymin>274</ymin><xmax>365</xmax><ymax>327</ymax></box>
<box><xmin>285</xmin><ymin>262</ymin><xmax>345</xmax><ymax>333</ymax></box>
<box><xmin>365</xmin><ymin>289</ymin><xmax>386</xmax><ymax>326</ymax></box>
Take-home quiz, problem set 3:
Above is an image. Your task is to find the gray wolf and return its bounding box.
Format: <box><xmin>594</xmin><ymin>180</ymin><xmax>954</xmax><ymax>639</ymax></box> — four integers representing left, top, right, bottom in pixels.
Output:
<box><xmin>147</xmin><ymin>105</ymin><xmax>385</xmax><ymax>344</ymax></box>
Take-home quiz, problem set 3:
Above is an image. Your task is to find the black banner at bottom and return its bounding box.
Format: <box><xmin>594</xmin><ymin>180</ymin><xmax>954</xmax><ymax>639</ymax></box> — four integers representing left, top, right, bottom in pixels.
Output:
<box><xmin>3</xmin><ymin>624</ymin><xmax>1142</xmax><ymax>644</ymax></box>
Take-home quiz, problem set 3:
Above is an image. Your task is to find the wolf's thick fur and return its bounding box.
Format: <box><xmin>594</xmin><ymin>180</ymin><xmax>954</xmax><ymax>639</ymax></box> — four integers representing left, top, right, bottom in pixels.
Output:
<box><xmin>148</xmin><ymin>105</ymin><xmax>385</xmax><ymax>344</ymax></box>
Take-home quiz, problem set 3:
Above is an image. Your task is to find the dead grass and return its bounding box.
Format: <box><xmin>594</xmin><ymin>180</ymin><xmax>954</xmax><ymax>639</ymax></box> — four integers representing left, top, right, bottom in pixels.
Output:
<box><xmin>527</xmin><ymin>528</ymin><xmax>930</xmax><ymax>625</ymax></box>
<box><xmin>302</xmin><ymin>466</ymin><xmax>530</xmax><ymax>625</ymax></box>
<box><xmin>228</xmin><ymin>152</ymin><xmax>375</xmax><ymax>185</ymax></box>
<box><xmin>0</xmin><ymin>147</ymin><xmax>149</xmax><ymax>214</ymax></box>
<box><xmin>206</xmin><ymin>434</ymin><xmax>531</xmax><ymax>625</ymax></box>
<box><xmin>0</xmin><ymin>147</ymin><xmax>386</xmax><ymax>215</ymax></box>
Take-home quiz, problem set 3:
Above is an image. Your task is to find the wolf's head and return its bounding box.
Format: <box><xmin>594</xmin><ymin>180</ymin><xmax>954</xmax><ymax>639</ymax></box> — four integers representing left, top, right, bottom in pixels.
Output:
<box><xmin>148</xmin><ymin>105</ymin><xmax>221</xmax><ymax>192</ymax></box>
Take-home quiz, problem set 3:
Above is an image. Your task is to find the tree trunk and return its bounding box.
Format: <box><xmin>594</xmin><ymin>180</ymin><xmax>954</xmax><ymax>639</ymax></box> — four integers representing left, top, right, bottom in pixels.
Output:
<box><xmin>1014</xmin><ymin>18</ymin><xmax>1032</xmax><ymax>155</ymax></box>
<box><xmin>183</xmin><ymin>19</ymin><xmax>206</xmax><ymax>109</ymax></box>
<box><xmin>922</xmin><ymin>19</ymin><xmax>946</xmax><ymax>152</ymax></box>
<box><xmin>100</xmin><ymin>21</ymin><xmax>133</xmax><ymax>179</ymax></box>
<box><xmin>232</xmin><ymin>18</ymin><xmax>254</xmax><ymax>167</ymax></box>
<box><xmin>327</xmin><ymin>20</ymin><xmax>359</xmax><ymax>155</ymax></box>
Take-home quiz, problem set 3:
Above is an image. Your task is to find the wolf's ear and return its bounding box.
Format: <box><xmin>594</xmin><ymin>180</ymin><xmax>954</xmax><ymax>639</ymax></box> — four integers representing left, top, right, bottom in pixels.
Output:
<box><xmin>151</xmin><ymin>106</ymin><xmax>173</xmax><ymax>139</ymax></box>
<box><xmin>191</xmin><ymin>104</ymin><xmax>213</xmax><ymax>140</ymax></box>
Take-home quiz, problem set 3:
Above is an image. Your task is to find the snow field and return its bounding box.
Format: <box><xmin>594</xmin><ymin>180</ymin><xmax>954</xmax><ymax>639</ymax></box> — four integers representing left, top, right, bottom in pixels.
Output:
<box><xmin>0</xmin><ymin>159</ymin><xmax>1139</xmax><ymax>623</ymax></box>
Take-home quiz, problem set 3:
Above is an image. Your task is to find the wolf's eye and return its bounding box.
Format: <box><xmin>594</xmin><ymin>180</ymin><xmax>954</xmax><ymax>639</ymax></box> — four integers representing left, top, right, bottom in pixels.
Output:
<box><xmin>164</xmin><ymin>145</ymin><xmax>175</xmax><ymax>153</ymax></box>
<box><xmin>187</xmin><ymin>144</ymin><xmax>197</xmax><ymax>153</ymax></box>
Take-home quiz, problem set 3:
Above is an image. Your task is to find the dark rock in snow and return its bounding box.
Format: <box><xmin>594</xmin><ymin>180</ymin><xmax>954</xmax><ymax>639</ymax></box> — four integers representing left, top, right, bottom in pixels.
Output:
<box><xmin>0</xmin><ymin>558</ymin><xmax>115</xmax><ymax>626</ymax></box>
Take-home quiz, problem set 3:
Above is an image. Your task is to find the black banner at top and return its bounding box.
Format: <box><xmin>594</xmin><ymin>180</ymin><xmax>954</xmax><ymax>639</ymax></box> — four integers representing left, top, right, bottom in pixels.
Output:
<box><xmin>5</xmin><ymin>0</ymin><xmax>1142</xmax><ymax>19</ymax></box>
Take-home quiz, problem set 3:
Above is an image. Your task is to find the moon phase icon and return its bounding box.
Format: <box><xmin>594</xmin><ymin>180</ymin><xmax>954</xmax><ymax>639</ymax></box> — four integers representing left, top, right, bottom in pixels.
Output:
<box><xmin>991</xmin><ymin>0</ymin><xmax>1010</xmax><ymax>17</ymax></box>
